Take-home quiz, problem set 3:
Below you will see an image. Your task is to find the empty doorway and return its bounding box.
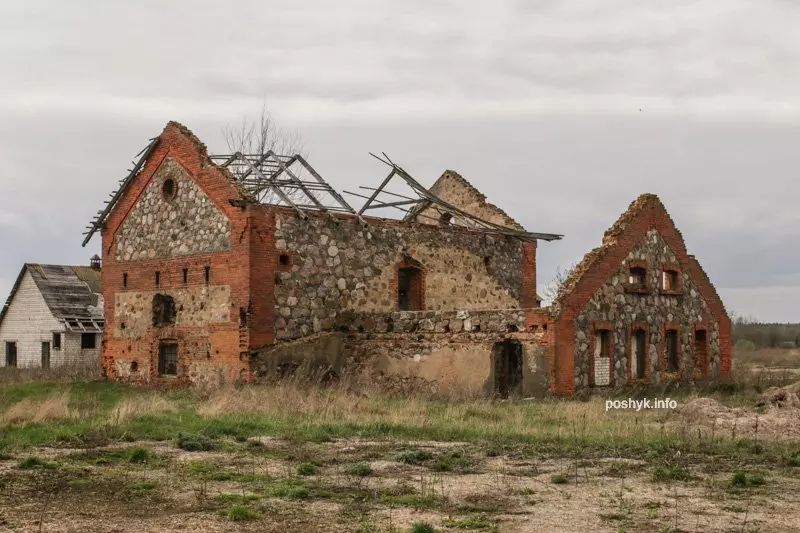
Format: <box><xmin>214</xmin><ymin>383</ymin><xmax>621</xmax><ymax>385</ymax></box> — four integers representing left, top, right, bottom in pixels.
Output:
<box><xmin>41</xmin><ymin>342</ymin><xmax>50</xmax><ymax>370</ymax></box>
<box><xmin>398</xmin><ymin>266</ymin><xmax>423</xmax><ymax>311</ymax></box>
<box><xmin>493</xmin><ymin>340</ymin><xmax>523</xmax><ymax>398</ymax></box>
<box><xmin>5</xmin><ymin>342</ymin><xmax>17</xmax><ymax>367</ymax></box>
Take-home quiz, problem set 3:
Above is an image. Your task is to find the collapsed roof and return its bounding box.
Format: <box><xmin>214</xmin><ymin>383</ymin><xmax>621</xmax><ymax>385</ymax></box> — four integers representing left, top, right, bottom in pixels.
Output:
<box><xmin>83</xmin><ymin>122</ymin><xmax>562</xmax><ymax>246</ymax></box>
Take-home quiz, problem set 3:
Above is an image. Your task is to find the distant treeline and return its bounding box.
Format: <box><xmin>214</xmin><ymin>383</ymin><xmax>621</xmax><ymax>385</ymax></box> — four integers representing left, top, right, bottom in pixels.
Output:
<box><xmin>732</xmin><ymin>314</ymin><xmax>800</xmax><ymax>350</ymax></box>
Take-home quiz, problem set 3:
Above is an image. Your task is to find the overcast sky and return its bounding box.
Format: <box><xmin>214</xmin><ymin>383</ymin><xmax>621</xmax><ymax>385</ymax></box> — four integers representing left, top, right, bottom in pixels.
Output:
<box><xmin>1</xmin><ymin>1</ymin><xmax>798</xmax><ymax>321</ymax></box>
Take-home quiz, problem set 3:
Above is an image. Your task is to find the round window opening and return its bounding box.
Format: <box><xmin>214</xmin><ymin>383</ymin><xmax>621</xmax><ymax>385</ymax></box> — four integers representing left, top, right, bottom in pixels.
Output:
<box><xmin>162</xmin><ymin>178</ymin><xmax>177</xmax><ymax>201</ymax></box>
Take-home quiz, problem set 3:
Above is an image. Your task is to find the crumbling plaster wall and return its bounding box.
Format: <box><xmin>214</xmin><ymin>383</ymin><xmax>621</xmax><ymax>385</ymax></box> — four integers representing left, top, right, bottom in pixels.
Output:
<box><xmin>273</xmin><ymin>213</ymin><xmax>526</xmax><ymax>341</ymax></box>
<box><xmin>113</xmin><ymin>286</ymin><xmax>231</xmax><ymax>339</ymax></box>
<box><xmin>573</xmin><ymin>229</ymin><xmax>720</xmax><ymax>390</ymax></box>
<box><xmin>249</xmin><ymin>309</ymin><xmax>550</xmax><ymax>397</ymax></box>
<box><xmin>115</xmin><ymin>157</ymin><xmax>230</xmax><ymax>262</ymax></box>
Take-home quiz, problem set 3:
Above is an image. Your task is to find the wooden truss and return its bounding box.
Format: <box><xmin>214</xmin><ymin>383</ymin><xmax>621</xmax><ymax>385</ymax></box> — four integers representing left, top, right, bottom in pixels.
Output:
<box><xmin>344</xmin><ymin>153</ymin><xmax>563</xmax><ymax>242</ymax></box>
<box><xmin>209</xmin><ymin>152</ymin><xmax>362</xmax><ymax>221</ymax></box>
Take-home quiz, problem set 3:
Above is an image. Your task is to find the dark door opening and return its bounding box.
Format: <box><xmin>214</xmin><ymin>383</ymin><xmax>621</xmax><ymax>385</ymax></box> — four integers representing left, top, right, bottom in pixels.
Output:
<box><xmin>5</xmin><ymin>342</ymin><xmax>17</xmax><ymax>367</ymax></box>
<box><xmin>666</xmin><ymin>329</ymin><xmax>679</xmax><ymax>373</ymax></box>
<box><xmin>41</xmin><ymin>342</ymin><xmax>50</xmax><ymax>370</ymax></box>
<box><xmin>633</xmin><ymin>329</ymin><xmax>646</xmax><ymax>380</ymax></box>
<box><xmin>695</xmin><ymin>329</ymin><xmax>708</xmax><ymax>377</ymax></box>
<box><xmin>493</xmin><ymin>340</ymin><xmax>523</xmax><ymax>398</ymax></box>
<box><xmin>398</xmin><ymin>266</ymin><xmax>423</xmax><ymax>311</ymax></box>
<box><xmin>158</xmin><ymin>343</ymin><xmax>178</xmax><ymax>377</ymax></box>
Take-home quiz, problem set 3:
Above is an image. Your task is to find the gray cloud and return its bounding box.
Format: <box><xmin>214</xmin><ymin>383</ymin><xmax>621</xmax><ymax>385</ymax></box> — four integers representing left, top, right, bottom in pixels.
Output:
<box><xmin>0</xmin><ymin>0</ymin><xmax>798</xmax><ymax>320</ymax></box>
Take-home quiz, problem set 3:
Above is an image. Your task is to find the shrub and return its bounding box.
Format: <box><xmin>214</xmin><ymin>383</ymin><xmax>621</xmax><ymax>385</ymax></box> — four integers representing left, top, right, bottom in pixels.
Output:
<box><xmin>410</xmin><ymin>522</ymin><xmax>439</xmax><ymax>533</ymax></box>
<box><xmin>296</xmin><ymin>462</ymin><xmax>318</xmax><ymax>476</ymax></box>
<box><xmin>394</xmin><ymin>450</ymin><xmax>433</xmax><ymax>465</ymax></box>
<box><xmin>218</xmin><ymin>505</ymin><xmax>258</xmax><ymax>521</ymax></box>
<box><xmin>176</xmin><ymin>433</ymin><xmax>216</xmax><ymax>452</ymax></box>
<box><xmin>126</xmin><ymin>447</ymin><xmax>151</xmax><ymax>464</ymax></box>
<box><xmin>651</xmin><ymin>465</ymin><xmax>693</xmax><ymax>482</ymax></box>
<box><xmin>732</xmin><ymin>471</ymin><xmax>767</xmax><ymax>487</ymax></box>
<box><xmin>18</xmin><ymin>457</ymin><xmax>56</xmax><ymax>470</ymax></box>
<box><xmin>550</xmin><ymin>474</ymin><xmax>569</xmax><ymax>484</ymax></box>
<box><xmin>345</xmin><ymin>462</ymin><xmax>373</xmax><ymax>477</ymax></box>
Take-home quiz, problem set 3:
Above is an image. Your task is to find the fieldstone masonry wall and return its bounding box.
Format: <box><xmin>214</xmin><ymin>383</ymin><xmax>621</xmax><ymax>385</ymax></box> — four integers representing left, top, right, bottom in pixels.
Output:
<box><xmin>115</xmin><ymin>157</ymin><xmax>230</xmax><ymax>262</ymax></box>
<box><xmin>113</xmin><ymin>286</ymin><xmax>232</xmax><ymax>339</ymax></box>
<box><xmin>573</xmin><ymin>229</ymin><xmax>720</xmax><ymax>390</ymax></box>
<box><xmin>273</xmin><ymin>212</ymin><xmax>526</xmax><ymax>341</ymax></box>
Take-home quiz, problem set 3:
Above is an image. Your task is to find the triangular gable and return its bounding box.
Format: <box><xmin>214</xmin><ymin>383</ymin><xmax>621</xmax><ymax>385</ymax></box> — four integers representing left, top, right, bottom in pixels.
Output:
<box><xmin>408</xmin><ymin>170</ymin><xmax>525</xmax><ymax>231</ymax></box>
<box><xmin>84</xmin><ymin>121</ymin><xmax>250</xmax><ymax>249</ymax></box>
<box><xmin>0</xmin><ymin>264</ymin><xmax>32</xmax><ymax>328</ymax></box>
<box><xmin>552</xmin><ymin>194</ymin><xmax>729</xmax><ymax>326</ymax></box>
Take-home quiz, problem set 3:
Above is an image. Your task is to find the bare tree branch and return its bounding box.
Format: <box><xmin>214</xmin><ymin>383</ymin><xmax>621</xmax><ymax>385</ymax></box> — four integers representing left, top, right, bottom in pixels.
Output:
<box><xmin>541</xmin><ymin>262</ymin><xmax>577</xmax><ymax>306</ymax></box>
<box><xmin>222</xmin><ymin>103</ymin><xmax>306</xmax><ymax>203</ymax></box>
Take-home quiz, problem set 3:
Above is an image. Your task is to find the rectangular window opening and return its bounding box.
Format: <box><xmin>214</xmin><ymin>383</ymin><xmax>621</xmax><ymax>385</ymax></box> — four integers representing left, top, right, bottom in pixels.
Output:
<box><xmin>629</xmin><ymin>266</ymin><xmax>646</xmax><ymax>288</ymax></box>
<box><xmin>593</xmin><ymin>329</ymin><xmax>612</xmax><ymax>387</ymax></box>
<box><xmin>158</xmin><ymin>342</ymin><xmax>178</xmax><ymax>377</ymax></box>
<box><xmin>663</xmin><ymin>270</ymin><xmax>679</xmax><ymax>291</ymax></box>
<box><xmin>182</xmin><ymin>268</ymin><xmax>188</xmax><ymax>284</ymax></box>
<box><xmin>155</xmin><ymin>271</ymin><xmax>160</xmax><ymax>288</ymax></box>
<box><xmin>666</xmin><ymin>329</ymin><xmax>679</xmax><ymax>373</ymax></box>
<box><xmin>81</xmin><ymin>333</ymin><xmax>97</xmax><ymax>350</ymax></box>
<box><xmin>204</xmin><ymin>266</ymin><xmax>210</xmax><ymax>285</ymax></box>
<box><xmin>123</xmin><ymin>272</ymin><xmax>128</xmax><ymax>289</ymax></box>
<box><xmin>52</xmin><ymin>332</ymin><xmax>61</xmax><ymax>350</ymax></box>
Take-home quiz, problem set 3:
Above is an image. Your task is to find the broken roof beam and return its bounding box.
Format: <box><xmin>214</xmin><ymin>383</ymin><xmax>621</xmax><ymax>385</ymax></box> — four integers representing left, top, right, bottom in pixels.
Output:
<box><xmin>368</xmin><ymin>152</ymin><xmax>563</xmax><ymax>241</ymax></box>
<box><xmin>237</xmin><ymin>156</ymin><xmax>308</xmax><ymax>219</ymax></box>
<box><xmin>294</xmin><ymin>155</ymin><xmax>362</xmax><ymax>221</ymax></box>
<box><xmin>82</xmin><ymin>136</ymin><xmax>159</xmax><ymax>247</ymax></box>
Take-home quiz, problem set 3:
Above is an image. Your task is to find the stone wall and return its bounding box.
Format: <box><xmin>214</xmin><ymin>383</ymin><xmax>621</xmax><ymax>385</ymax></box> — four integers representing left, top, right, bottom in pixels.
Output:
<box><xmin>115</xmin><ymin>157</ymin><xmax>231</xmax><ymax>262</ymax></box>
<box><xmin>113</xmin><ymin>286</ymin><xmax>232</xmax><ymax>339</ymax></box>
<box><xmin>250</xmin><ymin>327</ymin><xmax>550</xmax><ymax>397</ymax></box>
<box><xmin>410</xmin><ymin>171</ymin><xmax>524</xmax><ymax>231</ymax></box>
<box><xmin>273</xmin><ymin>212</ymin><xmax>528</xmax><ymax>341</ymax></box>
<box><xmin>573</xmin><ymin>229</ymin><xmax>720</xmax><ymax>390</ymax></box>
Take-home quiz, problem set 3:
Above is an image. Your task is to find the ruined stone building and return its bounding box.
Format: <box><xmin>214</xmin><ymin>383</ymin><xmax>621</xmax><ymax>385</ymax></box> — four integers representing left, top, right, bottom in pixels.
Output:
<box><xmin>83</xmin><ymin>121</ymin><xmax>731</xmax><ymax>396</ymax></box>
<box><xmin>0</xmin><ymin>259</ymin><xmax>103</xmax><ymax>369</ymax></box>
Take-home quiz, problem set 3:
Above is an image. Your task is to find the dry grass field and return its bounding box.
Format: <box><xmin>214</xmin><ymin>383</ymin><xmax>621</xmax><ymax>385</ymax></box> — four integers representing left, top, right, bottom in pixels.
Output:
<box><xmin>1</xmin><ymin>349</ymin><xmax>800</xmax><ymax>532</ymax></box>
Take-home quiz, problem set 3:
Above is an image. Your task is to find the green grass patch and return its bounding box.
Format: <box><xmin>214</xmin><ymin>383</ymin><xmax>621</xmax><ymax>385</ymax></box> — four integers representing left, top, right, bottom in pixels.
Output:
<box><xmin>214</xmin><ymin>493</ymin><xmax>261</xmax><ymax>504</ymax></box>
<box><xmin>176</xmin><ymin>433</ymin><xmax>217</xmax><ymax>452</ymax></box>
<box><xmin>345</xmin><ymin>462</ymin><xmax>373</xmax><ymax>477</ymax></box>
<box><xmin>218</xmin><ymin>505</ymin><xmax>258</xmax><ymax>522</ymax></box>
<box><xmin>731</xmin><ymin>470</ymin><xmax>767</xmax><ymax>487</ymax></box>
<box><xmin>429</xmin><ymin>450</ymin><xmax>472</xmax><ymax>472</ymax></box>
<box><xmin>550</xmin><ymin>474</ymin><xmax>569</xmax><ymax>484</ymax></box>
<box><xmin>394</xmin><ymin>450</ymin><xmax>433</xmax><ymax>465</ymax></box>
<box><xmin>17</xmin><ymin>457</ymin><xmax>56</xmax><ymax>470</ymax></box>
<box><xmin>410</xmin><ymin>523</ymin><xmax>439</xmax><ymax>533</ymax></box>
<box><xmin>296</xmin><ymin>462</ymin><xmax>318</xmax><ymax>476</ymax></box>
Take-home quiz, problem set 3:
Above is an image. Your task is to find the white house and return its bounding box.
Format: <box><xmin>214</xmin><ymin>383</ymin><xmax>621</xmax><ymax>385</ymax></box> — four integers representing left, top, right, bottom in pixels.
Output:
<box><xmin>0</xmin><ymin>258</ymin><xmax>104</xmax><ymax>369</ymax></box>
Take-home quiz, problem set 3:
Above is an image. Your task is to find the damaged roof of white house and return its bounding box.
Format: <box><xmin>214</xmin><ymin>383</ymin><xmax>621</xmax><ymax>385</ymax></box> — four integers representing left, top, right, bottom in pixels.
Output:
<box><xmin>0</xmin><ymin>264</ymin><xmax>104</xmax><ymax>332</ymax></box>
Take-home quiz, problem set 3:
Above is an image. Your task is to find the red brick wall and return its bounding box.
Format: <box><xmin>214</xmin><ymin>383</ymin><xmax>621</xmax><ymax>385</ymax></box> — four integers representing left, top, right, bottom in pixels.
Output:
<box><xmin>101</xmin><ymin>123</ymin><xmax>263</xmax><ymax>385</ymax></box>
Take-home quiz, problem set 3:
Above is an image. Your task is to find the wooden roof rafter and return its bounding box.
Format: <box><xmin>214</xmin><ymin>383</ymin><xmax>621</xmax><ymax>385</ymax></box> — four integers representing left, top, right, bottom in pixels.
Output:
<box><xmin>344</xmin><ymin>153</ymin><xmax>563</xmax><ymax>242</ymax></box>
